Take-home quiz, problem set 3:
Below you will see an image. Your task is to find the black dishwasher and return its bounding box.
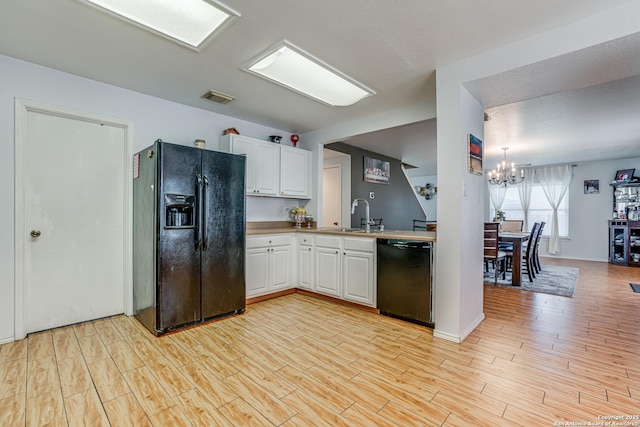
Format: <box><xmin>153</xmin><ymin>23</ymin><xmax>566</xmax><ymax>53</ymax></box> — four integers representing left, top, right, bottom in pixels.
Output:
<box><xmin>377</xmin><ymin>239</ymin><xmax>433</xmax><ymax>327</ymax></box>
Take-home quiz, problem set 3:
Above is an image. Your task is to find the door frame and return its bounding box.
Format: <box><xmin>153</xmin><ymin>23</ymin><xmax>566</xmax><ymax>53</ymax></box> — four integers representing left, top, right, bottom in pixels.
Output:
<box><xmin>322</xmin><ymin>151</ymin><xmax>351</xmax><ymax>228</ymax></box>
<box><xmin>14</xmin><ymin>98</ymin><xmax>134</xmax><ymax>340</ymax></box>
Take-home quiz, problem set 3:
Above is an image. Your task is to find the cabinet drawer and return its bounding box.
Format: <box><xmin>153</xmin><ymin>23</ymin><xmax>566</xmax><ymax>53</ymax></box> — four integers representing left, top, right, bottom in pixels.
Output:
<box><xmin>344</xmin><ymin>237</ymin><xmax>375</xmax><ymax>252</ymax></box>
<box><xmin>247</xmin><ymin>234</ymin><xmax>291</xmax><ymax>249</ymax></box>
<box><xmin>298</xmin><ymin>234</ymin><xmax>315</xmax><ymax>246</ymax></box>
<box><xmin>315</xmin><ymin>235</ymin><xmax>341</xmax><ymax>249</ymax></box>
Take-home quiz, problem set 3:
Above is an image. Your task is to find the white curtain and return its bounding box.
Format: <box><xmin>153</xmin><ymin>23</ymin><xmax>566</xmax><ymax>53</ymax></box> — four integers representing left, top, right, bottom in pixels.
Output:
<box><xmin>535</xmin><ymin>165</ymin><xmax>572</xmax><ymax>254</ymax></box>
<box><xmin>517</xmin><ymin>168</ymin><xmax>533</xmax><ymax>231</ymax></box>
<box><xmin>488</xmin><ymin>181</ymin><xmax>508</xmax><ymax>216</ymax></box>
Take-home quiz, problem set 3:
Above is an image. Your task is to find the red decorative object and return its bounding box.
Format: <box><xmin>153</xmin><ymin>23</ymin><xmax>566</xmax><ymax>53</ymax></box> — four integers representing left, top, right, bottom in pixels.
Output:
<box><xmin>290</xmin><ymin>134</ymin><xmax>299</xmax><ymax>147</ymax></box>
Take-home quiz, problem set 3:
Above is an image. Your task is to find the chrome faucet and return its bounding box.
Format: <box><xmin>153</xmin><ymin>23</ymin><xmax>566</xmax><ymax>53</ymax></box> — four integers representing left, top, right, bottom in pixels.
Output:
<box><xmin>351</xmin><ymin>198</ymin><xmax>371</xmax><ymax>232</ymax></box>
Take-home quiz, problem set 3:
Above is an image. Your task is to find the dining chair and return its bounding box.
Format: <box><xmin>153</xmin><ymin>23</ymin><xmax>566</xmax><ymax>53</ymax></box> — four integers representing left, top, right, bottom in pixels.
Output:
<box><xmin>484</xmin><ymin>222</ymin><xmax>507</xmax><ymax>284</ymax></box>
<box><xmin>498</xmin><ymin>220</ymin><xmax>523</xmax><ymax>260</ymax></box>
<box><xmin>501</xmin><ymin>220</ymin><xmax>524</xmax><ymax>232</ymax></box>
<box><xmin>361</xmin><ymin>218</ymin><xmax>383</xmax><ymax>228</ymax></box>
<box><xmin>522</xmin><ymin>222</ymin><xmax>541</xmax><ymax>282</ymax></box>
<box><xmin>413</xmin><ymin>219</ymin><xmax>437</xmax><ymax>232</ymax></box>
<box><xmin>533</xmin><ymin>221</ymin><xmax>546</xmax><ymax>273</ymax></box>
<box><xmin>413</xmin><ymin>219</ymin><xmax>427</xmax><ymax>230</ymax></box>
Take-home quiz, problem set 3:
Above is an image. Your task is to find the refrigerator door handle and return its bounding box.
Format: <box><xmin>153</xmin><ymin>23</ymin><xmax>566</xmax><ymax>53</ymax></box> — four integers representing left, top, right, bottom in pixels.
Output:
<box><xmin>202</xmin><ymin>175</ymin><xmax>209</xmax><ymax>251</ymax></box>
<box><xmin>195</xmin><ymin>174</ymin><xmax>203</xmax><ymax>251</ymax></box>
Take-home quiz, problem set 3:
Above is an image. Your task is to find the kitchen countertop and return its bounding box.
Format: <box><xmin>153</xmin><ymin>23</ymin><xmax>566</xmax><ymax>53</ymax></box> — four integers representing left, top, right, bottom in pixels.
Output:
<box><xmin>247</xmin><ymin>226</ymin><xmax>436</xmax><ymax>242</ymax></box>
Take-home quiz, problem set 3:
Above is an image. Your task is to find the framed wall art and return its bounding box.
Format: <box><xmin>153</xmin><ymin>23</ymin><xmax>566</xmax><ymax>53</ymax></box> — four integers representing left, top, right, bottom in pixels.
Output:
<box><xmin>363</xmin><ymin>156</ymin><xmax>390</xmax><ymax>184</ymax></box>
<box><xmin>584</xmin><ymin>179</ymin><xmax>599</xmax><ymax>194</ymax></box>
<box><xmin>614</xmin><ymin>169</ymin><xmax>635</xmax><ymax>182</ymax></box>
<box><xmin>467</xmin><ymin>133</ymin><xmax>483</xmax><ymax>175</ymax></box>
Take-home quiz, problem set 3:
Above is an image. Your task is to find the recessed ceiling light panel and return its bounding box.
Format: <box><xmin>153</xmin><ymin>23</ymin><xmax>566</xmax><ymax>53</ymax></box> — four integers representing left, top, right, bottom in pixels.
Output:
<box><xmin>80</xmin><ymin>0</ymin><xmax>240</xmax><ymax>50</ymax></box>
<box><xmin>242</xmin><ymin>40</ymin><xmax>375</xmax><ymax>107</ymax></box>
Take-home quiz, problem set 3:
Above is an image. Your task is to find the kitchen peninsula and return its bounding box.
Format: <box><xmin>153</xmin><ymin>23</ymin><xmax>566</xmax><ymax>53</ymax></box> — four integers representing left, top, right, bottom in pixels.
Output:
<box><xmin>245</xmin><ymin>222</ymin><xmax>436</xmax><ymax>326</ymax></box>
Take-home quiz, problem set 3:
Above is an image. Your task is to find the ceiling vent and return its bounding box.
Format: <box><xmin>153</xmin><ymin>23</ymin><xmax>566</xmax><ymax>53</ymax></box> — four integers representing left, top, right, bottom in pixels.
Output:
<box><xmin>202</xmin><ymin>90</ymin><xmax>235</xmax><ymax>104</ymax></box>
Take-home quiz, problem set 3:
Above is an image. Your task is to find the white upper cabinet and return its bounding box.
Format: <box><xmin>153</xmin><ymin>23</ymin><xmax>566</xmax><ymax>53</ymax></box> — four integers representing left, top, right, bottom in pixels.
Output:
<box><xmin>220</xmin><ymin>134</ymin><xmax>311</xmax><ymax>199</ymax></box>
<box><xmin>280</xmin><ymin>145</ymin><xmax>312</xmax><ymax>198</ymax></box>
<box><xmin>219</xmin><ymin>134</ymin><xmax>279</xmax><ymax>196</ymax></box>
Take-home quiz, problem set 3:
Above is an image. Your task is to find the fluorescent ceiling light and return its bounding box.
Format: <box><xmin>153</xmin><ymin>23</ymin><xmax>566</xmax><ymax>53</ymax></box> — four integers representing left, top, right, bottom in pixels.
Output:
<box><xmin>243</xmin><ymin>41</ymin><xmax>375</xmax><ymax>107</ymax></box>
<box><xmin>81</xmin><ymin>0</ymin><xmax>239</xmax><ymax>50</ymax></box>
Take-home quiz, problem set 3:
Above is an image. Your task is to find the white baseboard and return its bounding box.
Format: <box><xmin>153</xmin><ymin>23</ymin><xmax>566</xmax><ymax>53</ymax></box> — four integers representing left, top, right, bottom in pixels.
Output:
<box><xmin>0</xmin><ymin>335</ymin><xmax>15</xmax><ymax>345</ymax></box>
<box><xmin>540</xmin><ymin>255</ymin><xmax>608</xmax><ymax>263</ymax></box>
<box><xmin>433</xmin><ymin>312</ymin><xmax>485</xmax><ymax>343</ymax></box>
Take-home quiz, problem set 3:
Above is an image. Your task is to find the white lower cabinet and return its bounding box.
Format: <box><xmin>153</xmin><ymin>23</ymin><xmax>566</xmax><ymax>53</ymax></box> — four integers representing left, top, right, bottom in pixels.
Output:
<box><xmin>246</xmin><ymin>234</ymin><xmax>293</xmax><ymax>298</ymax></box>
<box><xmin>313</xmin><ymin>234</ymin><xmax>376</xmax><ymax>306</ymax></box>
<box><xmin>297</xmin><ymin>235</ymin><xmax>314</xmax><ymax>290</ymax></box>
<box><xmin>343</xmin><ymin>250</ymin><xmax>375</xmax><ymax>305</ymax></box>
<box><xmin>315</xmin><ymin>246</ymin><xmax>342</xmax><ymax>297</ymax></box>
<box><xmin>342</xmin><ymin>237</ymin><xmax>375</xmax><ymax>306</ymax></box>
<box><xmin>246</xmin><ymin>232</ymin><xmax>376</xmax><ymax>307</ymax></box>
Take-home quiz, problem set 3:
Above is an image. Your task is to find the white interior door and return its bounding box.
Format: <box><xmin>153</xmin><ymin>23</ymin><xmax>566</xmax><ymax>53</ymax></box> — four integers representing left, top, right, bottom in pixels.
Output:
<box><xmin>21</xmin><ymin>107</ymin><xmax>127</xmax><ymax>334</ymax></box>
<box><xmin>322</xmin><ymin>164</ymin><xmax>342</xmax><ymax>227</ymax></box>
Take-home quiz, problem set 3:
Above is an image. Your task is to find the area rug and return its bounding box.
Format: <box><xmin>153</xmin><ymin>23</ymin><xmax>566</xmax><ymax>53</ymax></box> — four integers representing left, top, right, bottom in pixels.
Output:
<box><xmin>483</xmin><ymin>264</ymin><xmax>579</xmax><ymax>297</ymax></box>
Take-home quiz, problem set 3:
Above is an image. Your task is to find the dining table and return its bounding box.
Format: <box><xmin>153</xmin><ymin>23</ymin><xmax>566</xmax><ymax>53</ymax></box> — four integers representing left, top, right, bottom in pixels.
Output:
<box><xmin>499</xmin><ymin>231</ymin><xmax>530</xmax><ymax>286</ymax></box>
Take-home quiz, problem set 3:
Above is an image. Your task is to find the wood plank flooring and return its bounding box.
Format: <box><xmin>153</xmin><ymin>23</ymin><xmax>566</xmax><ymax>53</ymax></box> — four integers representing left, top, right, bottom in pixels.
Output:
<box><xmin>1</xmin><ymin>258</ymin><xmax>639</xmax><ymax>426</ymax></box>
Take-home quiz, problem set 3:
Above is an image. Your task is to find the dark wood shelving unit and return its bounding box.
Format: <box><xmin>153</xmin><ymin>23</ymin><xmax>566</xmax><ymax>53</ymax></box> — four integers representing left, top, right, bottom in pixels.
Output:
<box><xmin>609</xmin><ymin>181</ymin><xmax>640</xmax><ymax>266</ymax></box>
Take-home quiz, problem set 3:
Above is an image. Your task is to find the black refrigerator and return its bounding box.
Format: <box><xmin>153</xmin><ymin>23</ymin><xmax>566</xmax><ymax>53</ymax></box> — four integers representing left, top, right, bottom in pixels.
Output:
<box><xmin>133</xmin><ymin>139</ymin><xmax>246</xmax><ymax>336</ymax></box>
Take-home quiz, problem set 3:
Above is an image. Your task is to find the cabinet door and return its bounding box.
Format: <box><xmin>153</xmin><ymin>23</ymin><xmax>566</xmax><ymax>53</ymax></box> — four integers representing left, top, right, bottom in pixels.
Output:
<box><xmin>343</xmin><ymin>250</ymin><xmax>375</xmax><ymax>306</ymax></box>
<box><xmin>246</xmin><ymin>247</ymin><xmax>269</xmax><ymax>297</ymax></box>
<box><xmin>280</xmin><ymin>146</ymin><xmax>312</xmax><ymax>198</ymax></box>
<box><xmin>315</xmin><ymin>247</ymin><xmax>341</xmax><ymax>297</ymax></box>
<box><xmin>229</xmin><ymin>136</ymin><xmax>256</xmax><ymax>194</ymax></box>
<box><xmin>270</xmin><ymin>246</ymin><xmax>291</xmax><ymax>291</ymax></box>
<box><xmin>255</xmin><ymin>143</ymin><xmax>279</xmax><ymax>196</ymax></box>
<box><xmin>298</xmin><ymin>245</ymin><xmax>314</xmax><ymax>290</ymax></box>
<box><xmin>609</xmin><ymin>224</ymin><xmax>627</xmax><ymax>265</ymax></box>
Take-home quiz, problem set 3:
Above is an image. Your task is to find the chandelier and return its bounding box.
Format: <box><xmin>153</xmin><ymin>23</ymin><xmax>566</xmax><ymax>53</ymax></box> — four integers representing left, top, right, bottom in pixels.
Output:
<box><xmin>487</xmin><ymin>147</ymin><xmax>525</xmax><ymax>186</ymax></box>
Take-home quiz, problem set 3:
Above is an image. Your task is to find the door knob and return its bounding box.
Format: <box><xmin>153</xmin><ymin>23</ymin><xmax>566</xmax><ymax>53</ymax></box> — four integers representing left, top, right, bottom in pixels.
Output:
<box><xmin>30</xmin><ymin>230</ymin><xmax>41</xmax><ymax>238</ymax></box>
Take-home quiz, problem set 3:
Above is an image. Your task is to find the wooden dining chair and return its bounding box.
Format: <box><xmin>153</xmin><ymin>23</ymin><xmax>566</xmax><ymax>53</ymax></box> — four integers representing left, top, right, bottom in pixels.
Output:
<box><xmin>484</xmin><ymin>222</ymin><xmax>507</xmax><ymax>284</ymax></box>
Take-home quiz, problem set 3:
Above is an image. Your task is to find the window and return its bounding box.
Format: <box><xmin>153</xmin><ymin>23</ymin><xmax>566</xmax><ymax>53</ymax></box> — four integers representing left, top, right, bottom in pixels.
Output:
<box><xmin>491</xmin><ymin>184</ymin><xmax>569</xmax><ymax>237</ymax></box>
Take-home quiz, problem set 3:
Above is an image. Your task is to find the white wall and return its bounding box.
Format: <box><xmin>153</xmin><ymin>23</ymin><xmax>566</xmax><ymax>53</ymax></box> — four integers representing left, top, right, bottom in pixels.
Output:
<box><xmin>540</xmin><ymin>157</ymin><xmax>640</xmax><ymax>261</ymax></box>
<box><xmin>0</xmin><ymin>54</ymin><xmax>293</xmax><ymax>342</ymax></box>
<box><xmin>434</xmin><ymin>1</ymin><xmax>640</xmax><ymax>342</ymax></box>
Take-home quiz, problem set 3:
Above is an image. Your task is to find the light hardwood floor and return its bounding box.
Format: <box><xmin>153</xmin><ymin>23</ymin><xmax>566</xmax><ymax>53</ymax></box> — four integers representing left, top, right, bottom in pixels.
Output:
<box><xmin>1</xmin><ymin>258</ymin><xmax>639</xmax><ymax>426</ymax></box>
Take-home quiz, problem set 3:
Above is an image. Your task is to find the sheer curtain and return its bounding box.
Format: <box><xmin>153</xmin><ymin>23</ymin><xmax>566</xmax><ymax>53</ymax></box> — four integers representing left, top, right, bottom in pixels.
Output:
<box><xmin>535</xmin><ymin>165</ymin><xmax>572</xmax><ymax>254</ymax></box>
<box><xmin>517</xmin><ymin>168</ymin><xmax>533</xmax><ymax>231</ymax></box>
<box><xmin>488</xmin><ymin>182</ymin><xmax>508</xmax><ymax>217</ymax></box>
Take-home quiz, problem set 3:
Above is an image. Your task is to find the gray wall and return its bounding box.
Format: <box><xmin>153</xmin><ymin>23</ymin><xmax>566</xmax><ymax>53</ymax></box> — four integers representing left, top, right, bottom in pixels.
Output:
<box><xmin>326</xmin><ymin>142</ymin><xmax>425</xmax><ymax>230</ymax></box>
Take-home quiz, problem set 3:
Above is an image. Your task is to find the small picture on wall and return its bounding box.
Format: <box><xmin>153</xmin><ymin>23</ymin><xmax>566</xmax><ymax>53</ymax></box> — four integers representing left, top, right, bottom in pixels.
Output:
<box><xmin>584</xmin><ymin>179</ymin><xmax>599</xmax><ymax>194</ymax></box>
<box><xmin>614</xmin><ymin>169</ymin><xmax>635</xmax><ymax>182</ymax></box>
<box><xmin>467</xmin><ymin>133</ymin><xmax>483</xmax><ymax>175</ymax></box>
<box><xmin>363</xmin><ymin>156</ymin><xmax>390</xmax><ymax>184</ymax></box>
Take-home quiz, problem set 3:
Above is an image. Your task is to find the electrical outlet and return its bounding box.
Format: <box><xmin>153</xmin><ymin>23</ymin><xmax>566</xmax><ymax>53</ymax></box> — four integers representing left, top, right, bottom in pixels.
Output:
<box><xmin>369</xmin><ymin>192</ymin><xmax>375</xmax><ymax>199</ymax></box>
